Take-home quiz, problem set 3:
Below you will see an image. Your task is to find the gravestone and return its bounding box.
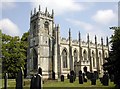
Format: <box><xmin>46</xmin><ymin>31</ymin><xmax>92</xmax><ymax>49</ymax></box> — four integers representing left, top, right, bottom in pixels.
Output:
<box><xmin>79</xmin><ymin>70</ymin><xmax>83</xmax><ymax>84</ymax></box>
<box><xmin>74</xmin><ymin>73</ymin><xmax>76</xmax><ymax>81</ymax></box>
<box><xmin>70</xmin><ymin>70</ymin><xmax>74</xmax><ymax>83</ymax></box>
<box><xmin>38</xmin><ymin>67</ymin><xmax>42</xmax><ymax>75</ymax></box>
<box><xmin>61</xmin><ymin>75</ymin><xmax>64</xmax><ymax>82</ymax></box>
<box><xmin>16</xmin><ymin>67</ymin><xmax>24</xmax><ymax>89</ymax></box>
<box><xmin>4</xmin><ymin>73</ymin><xmax>8</xmax><ymax>89</ymax></box>
<box><xmin>83</xmin><ymin>73</ymin><xmax>87</xmax><ymax>82</ymax></box>
<box><xmin>52</xmin><ymin>71</ymin><xmax>55</xmax><ymax>80</ymax></box>
<box><xmin>94</xmin><ymin>71</ymin><xmax>99</xmax><ymax>79</ymax></box>
<box><xmin>86</xmin><ymin>72</ymin><xmax>91</xmax><ymax>80</ymax></box>
<box><xmin>99</xmin><ymin>77</ymin><xmax>103</xmax><ymax>84</ymax></box>
<box><xmin>35</xmin><ymin>74</ymin><xmax>42</xmax><ymax>89</ymax></box>
<box><xmin>30</xmin><ymin>75</ymin><xmax>36</xmax><ymax>89</ymax></box>
<box><xmin>110</xmin><ymin>74</ymin><xmax>114</xmax><ymax>82</ymax></box>
<box><xmin>102</xmin><ymin>72</ymin><xmax>109</xmax><ymax>86</ymax></box>
<box><xmin>67</xmin><ymin>74</ymin><xmax>70</xmax><ymax>79</ymax></box>
<box><xmin>91</xmin><ymin>73</ymin><xmax>96</xmax><ymax>85</ymax></box>
<box><xmin>83</xmin><ymin>66</ymin><xmax>87</xmax><ymax>73</ymax></box>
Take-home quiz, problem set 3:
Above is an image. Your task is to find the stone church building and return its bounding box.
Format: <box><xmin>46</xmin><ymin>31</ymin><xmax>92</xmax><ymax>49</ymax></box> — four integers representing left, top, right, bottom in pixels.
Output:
<box><xmin>27</xmin><ymin>6</ymin><xmax>109</xmax><ymax>79</ymax></box>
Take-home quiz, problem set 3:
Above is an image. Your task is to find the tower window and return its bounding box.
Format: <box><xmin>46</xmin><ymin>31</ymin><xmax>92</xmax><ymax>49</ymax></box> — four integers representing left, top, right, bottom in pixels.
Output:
<box><xmin>44</xmin><ymin>21</ymin><xmax>49</xmax><ymax>29</ymax></box>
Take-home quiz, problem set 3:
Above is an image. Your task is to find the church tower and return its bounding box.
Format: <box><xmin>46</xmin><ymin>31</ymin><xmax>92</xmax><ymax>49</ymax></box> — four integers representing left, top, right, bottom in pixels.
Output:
<box><xmin>27</xmin><ymin>6</ymin><xmax>54</xmax><ymax>79</ymax></box>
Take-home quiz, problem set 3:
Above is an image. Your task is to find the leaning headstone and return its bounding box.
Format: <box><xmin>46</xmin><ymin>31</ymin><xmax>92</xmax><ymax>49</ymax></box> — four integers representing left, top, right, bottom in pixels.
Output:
<box><xmin>79</xmin><ymin>70</ymin><xmax>83</xmax><ymax>84</ymax></box>
<box><xmin>38</xmin><ymin>67</ymin><xmax>42</xmax><ymax>75</ymax></box>
<box><xmin>52</xmin><ymin>71</ymin><xmax>55</xmax><ymax>80</ymax></box>
<box><xmin>4</xmin><ymin>73</ymin><xmax>8</xmax><ymax>89</ymax></box>
<box><xmin>61</xmin><ymin>75</ymin><xmax>64</xmax><ymax>82</ymax></box>
<box><xmin>35</xmin><ymin>74</ymin><xmax>42</xmax><ymax>89</ymax></box>
<box><xmin>16</xmin><ymin>67</ymin><xmax>24</xmax><ymax>89</ymax></box>
<box><xmin>91</xmin><ymin>73</ymin><xmax>96</xmax><ymax>85</ymax></box>
<box><xmin>102</xmin><ymin>72</ymin><xmax>109</xmax><ymax>86</ymax></box>
<box><xmin>30</xmin><ymin>75</ymin><xmax>36</xmax><ymax>89</ymax></box>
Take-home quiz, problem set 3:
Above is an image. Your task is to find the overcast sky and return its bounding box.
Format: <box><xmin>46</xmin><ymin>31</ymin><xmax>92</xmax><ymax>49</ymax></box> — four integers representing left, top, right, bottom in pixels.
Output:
<box><xmin>0</xmin><ymin>0</ymin><xmax>119</xmax><ymax>44</ymax></box>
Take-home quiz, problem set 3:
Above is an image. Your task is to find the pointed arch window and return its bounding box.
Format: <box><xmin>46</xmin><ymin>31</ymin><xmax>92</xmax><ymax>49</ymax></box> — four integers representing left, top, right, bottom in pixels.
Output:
<box><xmin>62</xmin><ymin>49</ymin><xmax>67</xmax><ymax>68</ymax></box>
<box><xmin>92</xmin><ymin>51</ymin><xmax>95</xmax><ymax>67</ymax></box>
<box><xmin>99</xmin><ymin>52</ymin><xmax>102</xmax><ymax>65</ymax></box>
<box><xmin>44</xmin><ymin>21</ymin><xmax>49</xmax><ymax>29</ymax></box>
<box><xmin>74</xmin><ymin>50</ymin><xmax>78</xmax><ymax>62</ymax></box>
<box><xmin>83</xmin><ymin>50</ymin><xmax>87</xmax><ymax>60</ymax></box>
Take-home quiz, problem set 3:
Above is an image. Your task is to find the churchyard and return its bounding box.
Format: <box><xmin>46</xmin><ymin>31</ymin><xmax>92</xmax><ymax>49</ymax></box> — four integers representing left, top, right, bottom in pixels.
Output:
<box><xmin>0</xmin><ymin>78</ymin><xmax>115</xmax><ymax>89</ymax></box>
<box><xmin>0</xmin><ymin>68</ymin><xmax>116</xmax><ymax>89</ymax></box>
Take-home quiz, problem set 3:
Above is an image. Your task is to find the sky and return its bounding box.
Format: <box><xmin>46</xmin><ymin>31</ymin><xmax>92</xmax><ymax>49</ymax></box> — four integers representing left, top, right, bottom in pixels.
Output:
<box><xmin>0</xmin><ymin>0</ymin><xmax>119</xmax><ymax>44</ymax></box>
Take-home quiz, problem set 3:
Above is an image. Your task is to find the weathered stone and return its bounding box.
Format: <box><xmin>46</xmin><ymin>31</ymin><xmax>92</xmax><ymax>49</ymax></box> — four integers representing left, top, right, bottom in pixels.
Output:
<box><xmin>30</xmin><ymin>75</ymin><xmax>36</xmax><ymax>89</ymax></box>
<box><xmin>4</xmin><ymin>73</ymin><xmax>8</xmax><ymax>89</ymax></box>
<box><xmin>61</xmin><ymin>75</ymin><xmax>64</xmax><ymax>82</ymax></box>
<box><xmin>16</xmin><ymin>67</ymin><xmax>24</xmax><ymax>89</ymax></box>
<box><xmin>83</xmin><ymin>73</ymin><xmax>87</xmax><ymax>82</ymax></box>
<box><xmin>70</xmin><ymin>75</ymin><xmax>74</xmax><ymax>83</ymax></box>
<box><xmin>67</xmin><ymin>74</ymin><xmax>70</xmax><ymax>79</ymax></box>
<box><xmin>94</xmin><ymin>71</ymin><xmax>99</xmax><ymax>79</ymax></box>
<box><xmin>34</xmin><ymin>74</ymin><xmax>42</xmax><ymax>89</ymax></box>
<box><xmin>102</xmin><ymin>72</ymin><xmax>109</xmax><ymax>86</ymax></box>
<box><xmin>86</xmin><ymin>72</ymin><xmax>92</xmax><ymax>80</ymax></box>
<box><xmin>52</xmin><ymin>71</ymin><xmax>55</xmax><ymax>80</ymax></box>
<box><xmin>70</xmin><ymin>70</ymin><xmax>75</xmax><ymax>83</ymax></box>
<box><xmin>91</xmin><ymin>73</ymin><xmax>96</xmax><ymax>85</ymax></box>
<box><xmin>79</xmin><ymin>73</ymin><xmax>83</xmax><ymax>84</ymax></box>
<box><xmin>38</xmin><ymin>67</ymin><xmax>42</xmax><ymax>75</ymax></box>
<box><xmin>79</xmin><ymin>70</ymin><xmax>82</xmax><ymax>75</ymax></box>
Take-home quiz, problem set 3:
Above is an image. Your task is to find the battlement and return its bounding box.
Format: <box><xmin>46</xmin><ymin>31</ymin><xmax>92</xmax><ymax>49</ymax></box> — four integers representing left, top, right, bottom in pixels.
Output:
<box><xmin>30</xmin><ymin>5</ymin><xmax>54</xmax><ymax>20</ymax></box>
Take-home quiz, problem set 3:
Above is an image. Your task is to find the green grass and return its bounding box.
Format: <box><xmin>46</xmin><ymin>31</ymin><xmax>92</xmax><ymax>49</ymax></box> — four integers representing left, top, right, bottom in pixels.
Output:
<box><xmin>0</xmin><ymin>78</ymin><xmax>116</xmax><ymax>89</ymax></box>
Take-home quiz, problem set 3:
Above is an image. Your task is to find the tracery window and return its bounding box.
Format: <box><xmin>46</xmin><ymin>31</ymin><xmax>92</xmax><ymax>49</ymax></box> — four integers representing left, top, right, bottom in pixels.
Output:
<box><xmin>44</xmin><ymin>21</ymin><xmax>49</xmax><ymax>29</ymax></box>
<box><xmin>99</xmin><ymin>52</ymin><xmax>102</xmax><ymax>65</ymax></box>
<box><xmin>62</xmin><ymin>49</ymin><xmax>67</xmax><ymax>68</ymax></box>
<box><xmin>83</xmin><ymin>50</ymin><xmax>87</xmax><ymax>60</ymax></box>
<box><xmin>92</xmin><ymin>51</ymin><xmax>95</xmax><ymax>67</ymax></box>
<box><xmin>74</xmin><ymin>50</ymin><xmax>78</xmax><ymax>62</ymax></box>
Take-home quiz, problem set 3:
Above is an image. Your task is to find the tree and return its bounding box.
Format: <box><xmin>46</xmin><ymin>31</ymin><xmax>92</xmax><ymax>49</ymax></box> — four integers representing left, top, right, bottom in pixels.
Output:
<box><xmin>20</xmin><ymin>32</ymin><xmax>29</xmax><ymax>78</ymax></box>
<box><xmin>2</xmin><ymin>34</ymin><xmax>26</xmax><ymax>78</ymax></box>
<box><xmin>0</xmin><ymin>30</ymin><xmax>2</xmax><ymax>78</ymax></box>
<box><xmin>103</xmin><ymin>27</ymin><xmax>120</xmax><ymax>88</ymax></box>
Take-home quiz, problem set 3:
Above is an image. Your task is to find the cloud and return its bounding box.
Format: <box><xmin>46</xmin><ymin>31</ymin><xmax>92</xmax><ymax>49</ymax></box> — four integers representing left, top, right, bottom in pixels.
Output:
<box><xmin>1</xmin><ymin>0</ymin><xmax>17</xmax><ymax>10</ymax></box>
<box><xmin>66</xmin><ymin>18</ymin><xmax>94</xmax><ymax>31</ymax></box>
<box><xmin>30</xmin><ymin>0</ymin><xmax>85</xmax><ymax>15</ymax></box>
<box><xmin>92</xmin><ymin>9</ymin><xmax>117</xmax><ymax>25</ymax></box>
<box><xmin>0</xmin><ymin>18</ymin><xmax>21</xmax><ymax>36</ymax></box>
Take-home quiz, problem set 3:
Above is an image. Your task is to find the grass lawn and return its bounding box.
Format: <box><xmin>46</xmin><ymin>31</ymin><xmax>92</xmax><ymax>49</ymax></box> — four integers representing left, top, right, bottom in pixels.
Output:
<box><xmin>0</xmin><ymin>78</ymin><xmax>116</xmax><ymax>89</ymax></box>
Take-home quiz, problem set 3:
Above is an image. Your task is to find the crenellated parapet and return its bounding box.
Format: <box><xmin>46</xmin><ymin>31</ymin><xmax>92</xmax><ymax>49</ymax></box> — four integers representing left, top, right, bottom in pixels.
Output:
<box><xmin>30</xmin><ymin>6</ymin><xmax>54</xmax><ymax>21</ymax></box>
